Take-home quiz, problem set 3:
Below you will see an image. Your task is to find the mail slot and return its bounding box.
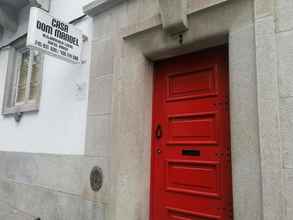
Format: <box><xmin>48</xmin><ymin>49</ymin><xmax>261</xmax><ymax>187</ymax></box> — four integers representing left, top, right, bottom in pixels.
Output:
<box><xmin>182</xmin><ymin>149</ymin><xmax>200</xmax><ymax>156</ymax></box>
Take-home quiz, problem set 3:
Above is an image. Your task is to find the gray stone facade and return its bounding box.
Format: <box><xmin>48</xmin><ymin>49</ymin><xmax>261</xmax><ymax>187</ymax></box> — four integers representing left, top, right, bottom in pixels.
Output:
<box><xmin>0</xmin><ymin>0</ymin><xmax>293</xmax><ymax>220</ymax></box>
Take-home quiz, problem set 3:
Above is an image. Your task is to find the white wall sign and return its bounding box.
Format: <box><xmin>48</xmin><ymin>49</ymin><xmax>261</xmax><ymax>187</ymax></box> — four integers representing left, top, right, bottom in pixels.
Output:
<box><xmin>27</xmin><ymin>7</ymin><xmax>83</xmax><ymax>64</ymax></box>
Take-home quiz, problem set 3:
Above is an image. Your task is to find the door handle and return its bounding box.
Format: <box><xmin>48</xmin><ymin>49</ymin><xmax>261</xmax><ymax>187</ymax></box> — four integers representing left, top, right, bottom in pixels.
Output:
<box><xmin>182</xmin><ymin>149</ymin><xmax>200</xmax><ymax>156</ymax></box>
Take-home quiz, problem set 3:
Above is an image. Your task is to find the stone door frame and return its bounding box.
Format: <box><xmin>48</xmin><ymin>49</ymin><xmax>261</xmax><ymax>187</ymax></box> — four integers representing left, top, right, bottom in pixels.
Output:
<box><xmin>108</xmin><ymin>0</ymin><xmax>282</xmax><ymax>220</ymax></box>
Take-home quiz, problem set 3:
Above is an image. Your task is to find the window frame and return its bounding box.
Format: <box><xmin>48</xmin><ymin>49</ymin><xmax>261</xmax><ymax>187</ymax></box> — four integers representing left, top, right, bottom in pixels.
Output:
<box><xmin>2</xmin><ymin>37</ymin><xmax>44</xmax><ymax>115</ymax></box>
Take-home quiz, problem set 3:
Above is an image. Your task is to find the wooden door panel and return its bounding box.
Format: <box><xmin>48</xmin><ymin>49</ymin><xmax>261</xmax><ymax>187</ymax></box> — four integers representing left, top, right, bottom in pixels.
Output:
<box><xmin>166</xmin><ymin>66</ymin><xmax>218</xmax><ymax>101</ymax></box>
<box><xmin>166</xmin><ymin>160</ymin><xmax>221</xmax><ymax>197</ymax></box>
<box><xmin>167</xmin><ymin>207</ymin><xmax>220</xmax><ymax>220</ymax></box>
<box><xmin>167</xmin><ymin>112</ymin><xmax>218</xmax><ymax>145</ymax></box>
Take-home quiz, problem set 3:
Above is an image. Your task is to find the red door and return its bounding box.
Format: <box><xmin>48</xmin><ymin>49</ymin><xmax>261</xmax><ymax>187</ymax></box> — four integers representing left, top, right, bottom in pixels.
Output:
<box><xmin>150</xmin><ymin>46</ymin><xmax>233</xmax><ymax>220</ymax></box>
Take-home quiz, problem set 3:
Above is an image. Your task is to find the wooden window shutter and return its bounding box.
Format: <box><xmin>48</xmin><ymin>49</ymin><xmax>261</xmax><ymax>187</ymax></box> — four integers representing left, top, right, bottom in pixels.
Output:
<box><xmin>15</xmin><ymin>50</ymin><xmax>29</xmax><ymax>104</ymax></box>
<box><xmin>29</xmin><ymin>51</ymin><xmax>42</xmax><ymax>101</ymax></box>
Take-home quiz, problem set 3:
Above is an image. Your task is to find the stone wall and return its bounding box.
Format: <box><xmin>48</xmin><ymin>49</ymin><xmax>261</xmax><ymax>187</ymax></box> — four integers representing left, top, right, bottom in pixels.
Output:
<box><xmin>0</xmin><ymin>152</ymin><xmax>107</xmax><ymax>220</ymax></box>
<box><xmin>276</xmin><ymin>0</ymin><xmax>293</xmax><ymax>219</ymax></box>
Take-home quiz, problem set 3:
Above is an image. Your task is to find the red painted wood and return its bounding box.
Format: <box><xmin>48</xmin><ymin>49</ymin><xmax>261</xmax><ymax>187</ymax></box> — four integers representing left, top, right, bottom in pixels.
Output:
<box><xmin>150</xmin><ymin>46</ymin><xmax>233</xmax><ymax>220</ymax></box>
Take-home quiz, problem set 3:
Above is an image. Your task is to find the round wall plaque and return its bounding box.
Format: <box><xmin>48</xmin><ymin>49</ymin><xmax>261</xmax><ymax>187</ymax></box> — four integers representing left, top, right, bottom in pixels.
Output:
<box><xmin>90</xmin><ymin>166</ymin><xmax>103</xmax><ymax>192</ymax></box>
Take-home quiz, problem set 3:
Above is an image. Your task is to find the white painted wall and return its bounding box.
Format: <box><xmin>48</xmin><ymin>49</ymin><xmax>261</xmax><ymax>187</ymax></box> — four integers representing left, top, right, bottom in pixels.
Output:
<box><xmin>0</xmin><ymin>1</ymin><xmax>93</xmax><ymax>155</ymax></box>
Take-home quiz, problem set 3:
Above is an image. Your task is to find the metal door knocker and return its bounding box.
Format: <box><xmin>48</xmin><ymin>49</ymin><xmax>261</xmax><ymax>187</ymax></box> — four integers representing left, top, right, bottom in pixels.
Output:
<box><xmin>155</xmin><ymin>124</ymin><xmax>162</xmax><ymax>139</ymax></box>
<box><xmin>90</xmin><ymin>166</ymin><xmax>103</xmax><ymax>192</ymax></box>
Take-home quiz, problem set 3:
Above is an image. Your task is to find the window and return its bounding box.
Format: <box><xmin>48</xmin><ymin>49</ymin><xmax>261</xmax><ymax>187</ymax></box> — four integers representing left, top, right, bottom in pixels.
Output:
<box><xmin>2</xmin><ymin>36</ymin><xmax>43</xmax><ymax>115</ymax></box>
